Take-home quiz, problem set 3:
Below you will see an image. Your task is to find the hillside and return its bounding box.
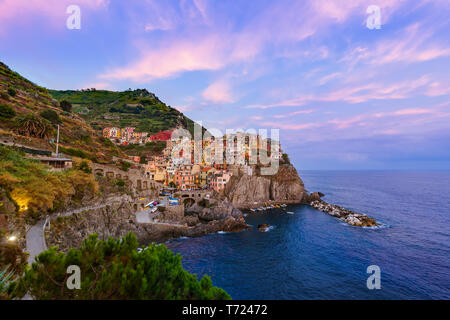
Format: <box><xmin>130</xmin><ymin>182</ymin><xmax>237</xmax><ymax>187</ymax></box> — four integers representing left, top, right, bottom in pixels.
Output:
<box><xmin>48</xmin><ymin>88</ymin><xmax>198</xmax><ymax>136</ymax></box>
<box><xmin>0</xmin><ymin>62</ymin><xmax>201</xmax><ymax>162</ymax></box>
<box><xmin>0</xmin><ymin>62</ymin><xmax>125</xmax><ymax>163</ymax></box>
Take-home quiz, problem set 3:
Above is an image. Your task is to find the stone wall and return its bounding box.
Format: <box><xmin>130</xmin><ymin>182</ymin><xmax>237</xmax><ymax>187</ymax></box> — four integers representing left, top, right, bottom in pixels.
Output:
<box><xmin>92</xmin><ymin>163</ymin><xmax>164</xmax><ymax>197</ymax></box>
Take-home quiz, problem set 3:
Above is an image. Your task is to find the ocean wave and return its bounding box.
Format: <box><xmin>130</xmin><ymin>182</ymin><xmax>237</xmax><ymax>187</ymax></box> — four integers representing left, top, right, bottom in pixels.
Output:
<box><xmin>362</xmin><ymin>223</ymin><xmax>390</xmax><ymax>230</ymax></box>
<box><xmin>261</xmin><ymin>225</ymin><xmax>276</xmax><ymax>232</ymax></box>
<box><xmin>339</xmin><ymin>222</ymin><xmax>390</xmax><ymax>229</ymax></box>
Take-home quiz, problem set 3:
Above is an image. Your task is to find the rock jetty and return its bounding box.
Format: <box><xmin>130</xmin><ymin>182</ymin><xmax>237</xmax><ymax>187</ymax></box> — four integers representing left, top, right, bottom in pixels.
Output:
<box><xmin>309</xmin><ymin>199</ymin><xmax>378</xmax><ymax>227</ymax></box>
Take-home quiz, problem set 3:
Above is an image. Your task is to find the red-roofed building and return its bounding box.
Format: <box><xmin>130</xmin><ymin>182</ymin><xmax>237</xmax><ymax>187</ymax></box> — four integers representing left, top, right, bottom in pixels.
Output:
<box><xmin>149</xmin><ymin>130</ymin><xmax>173</xmax><ymax>141</ymax></box>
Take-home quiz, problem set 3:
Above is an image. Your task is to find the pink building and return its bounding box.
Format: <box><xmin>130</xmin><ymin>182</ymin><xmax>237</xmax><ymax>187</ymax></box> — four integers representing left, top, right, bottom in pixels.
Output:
<box><xmin>210</xmin><ymin>171</ymin><xmax>232</xmax><ymax>192</ymax></box>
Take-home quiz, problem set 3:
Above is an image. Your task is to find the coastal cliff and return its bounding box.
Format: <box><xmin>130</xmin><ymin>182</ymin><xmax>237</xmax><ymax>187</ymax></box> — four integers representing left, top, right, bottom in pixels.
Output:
<box><xmin>46</xmin><ymin>200</ymin><xmax>250</xmax><ymax>250</ymax></box>
<box><xmin>221</xmin><ymin>164</ymin><xmax>308</xmax><ymax>209</ymax></box>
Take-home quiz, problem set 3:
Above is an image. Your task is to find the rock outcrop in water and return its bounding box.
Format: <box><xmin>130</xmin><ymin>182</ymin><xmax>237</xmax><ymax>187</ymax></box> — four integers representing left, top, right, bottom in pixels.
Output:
<box><xmin>257</xmin><ymin>224</ymin><xmax>271</xmax><ymax>232</ymax></box>
<box><xmin>222</xmin><ymin>164</ymin><xmax>308</xmax><ymax>209</ymax></box>
<box><xmin>309</xmin><ymin>199</ymin><xmax>378</xmax><ymax>227</ymax></box>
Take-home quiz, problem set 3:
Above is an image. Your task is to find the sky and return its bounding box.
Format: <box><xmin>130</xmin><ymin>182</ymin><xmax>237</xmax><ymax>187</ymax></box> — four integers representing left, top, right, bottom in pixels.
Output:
<box><xmin>0</xmin><ymin>0</ymin><xmax>449</xmax><ymax>170</ymax></box>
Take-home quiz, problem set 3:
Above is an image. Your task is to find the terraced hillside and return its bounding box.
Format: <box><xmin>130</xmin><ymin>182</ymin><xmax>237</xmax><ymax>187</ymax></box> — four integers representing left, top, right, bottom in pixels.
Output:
<box><xmin>0</xmin><ymin>62</ymin><xmax>124</xmax><ymax>163</ymax></box>
<box><xmin>49</xmin><ymin>88</ymin><xmax>198</xmax><ymax>136</ymax></box>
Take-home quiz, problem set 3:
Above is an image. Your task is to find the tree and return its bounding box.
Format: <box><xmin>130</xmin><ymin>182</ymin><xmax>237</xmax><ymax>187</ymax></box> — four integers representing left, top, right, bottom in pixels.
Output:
<box><xmin>14</xmin><ymin>113</ymin><xmax>54</xmax><ymax>138</ymax></box>
<box><xmin>282</xmin><ymin>153</ymin><xmax>291</xmax><ymax>165</ymax></box>
<box><xmin>40</xmin><ymin>109</ymin><xmax>61</xmax><ymax>124</ymax></box>
<box><xmin>9</xmin><ymin>233</ymin><xmax>230</xmax><ymax>300</ymax></box>
<box><xmin>0</xmin><ymin>103</ymin><xmax>16</xmax><ymax>119</ymax></box>
<box><xmin>7</xmin><ymin>88</ymin><xmax>16</xmax><ymax>97</ymax></box>
<box><xmin>0</xmin><ymin>265</ymin><xmax>13</xmax><ymax>300</ymax></box>
<box><xmin>59</xmin><ymin>100</ymin><xmax>72</xmax><ymax>112</ymax></box>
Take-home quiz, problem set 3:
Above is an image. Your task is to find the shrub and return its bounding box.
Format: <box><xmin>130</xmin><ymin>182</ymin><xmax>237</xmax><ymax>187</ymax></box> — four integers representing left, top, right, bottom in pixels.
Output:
<box><xmin>14</xmin><ymin>113</ymin><xmax>54</xmax><ymax>138</ymax></box>
<box><xmin>0</xmin><ymin>244</ymin><xmax>27</xmax><ymax>275</ymax></box>
<box><xmin>74</xmin><ymin>159</ymin><xmax>92</xmax><ymax>174</ymax></box>
<box><xmin>119</xmin><ymin>161</ymin><xmax>132</xmax><ymax>172</ymax></box>
<box><xmin>40</xmin><ymin>110</ymin><xmax>61</xmax><ymax>124</ymax></box>
<box><xmin>1</xmin><ymin>92</ymin><xmax>9</xmax><ymax>100</ymax></box>
<box><xmin>59</xmin><ymin>100</ymin><xmax>72</xmax><ymax>112</ymax></box>
<box><xmin>0</xmin><ymin>145</ymin><xmax>98</xmax><ymax>217</ymax></box>
<box><xmin>7</xmin><ymin>88</ymin><xmax>16</xmax><ymax>97</ymax></box>
<box><xmin>0</xmin><ymin>264</ymin><xmax>13</xmax><ymax>299</ymax></box>
<box><xmin>0</xmin><ymin>103</ymin><xmax>16</xmax><ymax>119</ymax></box>
<box><xmin>282</xmin><ymin>153</ymin><xmax>291</xmax><ymax>164</ymax></box>
<box><xmin>115</xmin><ymin>178</ymin><xmax>125</xmax><ymax>187</ymax></box>
<box><xmin>9</xmin><ymin>233</ymin><xmax>230</xmax><ymax>300</ymax></box>
<box><xmin>59</xmin><ymin>147</ymin><xmax>88</xmax><ymax>159</ymax></box>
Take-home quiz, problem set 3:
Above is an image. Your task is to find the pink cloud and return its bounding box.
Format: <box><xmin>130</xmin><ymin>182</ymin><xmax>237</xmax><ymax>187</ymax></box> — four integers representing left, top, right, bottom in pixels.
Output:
<box><xmin>343</xmin><ymin>22</ymin><xmax>450</xmax><ymax>66</ymax></box>
<box><xmin>260</xmin><ymin>122</ymin><xmax>317</xmax><ymax>131</ymax></box>
<box><xmin>97</xmin><ymin>0</ymin><xmax>415</xmax><ymax>83</ymax></box>
<box><xmin>273</xmin><ymin>109</ymin><xmax>315</xmax><ymax>119</ymax></box>
<box><xmin>328</xmin><ymin>115</ymin><xmax>365</xmax><ymax>129</ymax></box>
<box><xmin>202</xmin><ymin>79</ymin><xmax>234</xmax><ymax>104</ymax></box>
<box><xmin>0</xmin><ymin>0</ymin><xmax>108</xmax><ymax>34</ymax></box>
<box><xmin>100</xmin><ymin>36</ymin><xmax>230</xmax><ymax>82</ymax></box>
<box><xmin>246</xmin><ymin>74</ymin><xmax>446</xmax><ymax>110</ymax></box>
<box><xmin>393</xmin><ymin>108</ymin><xmax>434</xmax><ymax>116</ymax></box>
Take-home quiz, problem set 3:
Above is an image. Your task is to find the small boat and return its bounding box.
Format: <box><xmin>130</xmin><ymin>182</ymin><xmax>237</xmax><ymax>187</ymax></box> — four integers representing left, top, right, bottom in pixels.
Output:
<box><xmin>280</xmin><ymin>204</ymin><xmax>287</xmax><ymax>208</ymax></box>
<box><xmin>250</xmin><ymin>208</ymin><xmax>256</xmax><ymax>212</ymax></box>
<box><xmin>287</xmin><ymin>211</ymin><xmax>294</xmax><ymax>214</ymax></box>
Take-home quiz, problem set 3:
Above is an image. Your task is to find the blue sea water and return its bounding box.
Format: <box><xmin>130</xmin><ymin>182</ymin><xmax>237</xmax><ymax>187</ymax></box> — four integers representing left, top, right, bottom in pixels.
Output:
<box><xmin>166</xmin><ymin>171</ymin><xmax>450</xmax><ymax>299</ymax></box>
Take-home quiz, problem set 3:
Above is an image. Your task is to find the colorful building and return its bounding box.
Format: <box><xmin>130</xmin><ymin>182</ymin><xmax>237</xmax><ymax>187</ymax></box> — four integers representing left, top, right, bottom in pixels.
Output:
<box><xmin>211</xmin><ymin>171</ymin><xmax>232</xmax><ymax>192</ymax></box>
<box><xmin>149</xmin><ymin>130</ymin><xmax>173</xmax><ymax>141</ymax></box>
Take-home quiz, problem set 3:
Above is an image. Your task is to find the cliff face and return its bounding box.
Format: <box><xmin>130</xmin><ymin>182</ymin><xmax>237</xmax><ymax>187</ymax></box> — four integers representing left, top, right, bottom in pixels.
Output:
<box><xmin>46</xmin><ymin>200</ymin><xmax>250</xmax><ymax>250</ymax></box>
<box><xmin>222</xmin><ymin>164</ymin><xmax>307</xmax><ymax>209</ymax></box>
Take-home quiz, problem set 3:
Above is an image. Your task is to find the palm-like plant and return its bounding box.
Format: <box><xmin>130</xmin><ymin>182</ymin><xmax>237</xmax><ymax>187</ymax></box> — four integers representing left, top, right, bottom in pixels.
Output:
<box><xmin>14</xmin><ymin>113</ymin><xmax>54</xmax><ymax>138</ymax></box>
<box><xmin>0</xmin><ymin>265</ymin><xmax>13</xmax><ymax>295</ymax></box>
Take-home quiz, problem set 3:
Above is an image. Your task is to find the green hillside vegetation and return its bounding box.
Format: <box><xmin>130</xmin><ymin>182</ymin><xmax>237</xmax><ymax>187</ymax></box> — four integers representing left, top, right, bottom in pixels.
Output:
<box><xmin>9</xmin><ymin>233</ymin><xmax>230</xmax><ymax>300</ymax></box>
<box><xmin>49</xmin><ymin>88</ymin><xmax>198</xmax><ymax>136</ymax></box>
<box><xmin>0</xmin><ymin>145</ymin><xmax>98</xmax><ymax>221</ymax></box>
<box><xmin>0</xmin><ymin>62</ymin><xmax>125</xmax><ymax>163</ymax></box>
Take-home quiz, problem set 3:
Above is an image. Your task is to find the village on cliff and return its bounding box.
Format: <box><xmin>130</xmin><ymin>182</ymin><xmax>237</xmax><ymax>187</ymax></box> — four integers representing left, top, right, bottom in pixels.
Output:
<box><xmin>102</xmin><ymin>126</ymin><xmax>285</xmax><ymax>192</ymax></box>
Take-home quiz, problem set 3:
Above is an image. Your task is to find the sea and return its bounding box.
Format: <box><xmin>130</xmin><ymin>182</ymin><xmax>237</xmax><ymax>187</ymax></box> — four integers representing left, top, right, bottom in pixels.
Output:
<box><xmin>165</xmin><ymin>171</ymin><xmax>450</xmax><ymax>299</ymax></box>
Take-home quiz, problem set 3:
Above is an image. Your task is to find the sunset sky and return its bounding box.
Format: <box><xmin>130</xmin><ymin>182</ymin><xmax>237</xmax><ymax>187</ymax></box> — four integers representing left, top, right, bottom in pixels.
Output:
<box><xmin>1</xmin><ymin>0</ymin><xmax>449</xmax><ymax>169</ymax></box>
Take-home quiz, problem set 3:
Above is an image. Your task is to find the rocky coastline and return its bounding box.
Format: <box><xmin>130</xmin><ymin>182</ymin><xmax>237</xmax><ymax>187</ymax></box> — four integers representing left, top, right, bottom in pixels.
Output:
<box><xmin>45</xmin><ymin>164</ymin><xmax>378</xmax><ymax>252</ymax></box>
<box><xmin>46</xmin><ymin>199</ymin><xmax>250</xmax><ymax>251</ymax></box>
<box><xmin>308</xmin><ymin>193</ymin><xmax>378</xmax><ymax>227</ymax></box>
